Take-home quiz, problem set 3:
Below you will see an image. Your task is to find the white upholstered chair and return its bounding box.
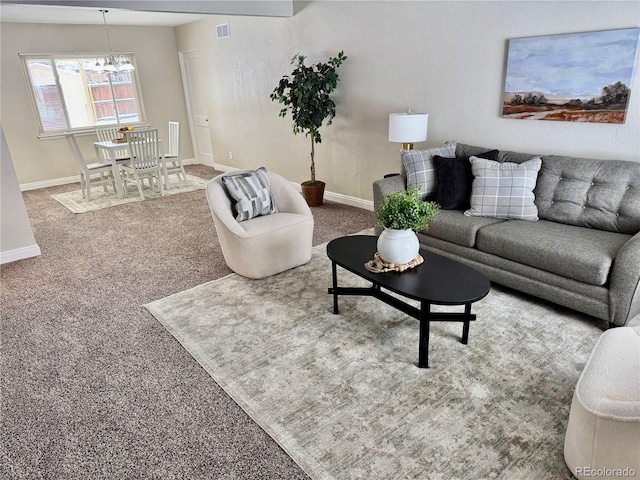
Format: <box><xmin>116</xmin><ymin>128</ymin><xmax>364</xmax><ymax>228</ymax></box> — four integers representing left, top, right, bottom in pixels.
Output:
<box><xmin>159</xmin><ymin>121</ymin><xmax>188</xmax><ymax>189</ymax></box>
<box><xmin>120</xmin><ymin>128</ymin><xmax>164</xmax><ymax>200</ymax></box>
<box><xmin>564</xmin><ymin>325</ymin><xmax>640</xmax><ymax>479</ymax></box>
<box><xmin>206</xmin><ymin>169</ymin><xmax>314</xmax><ymax>279</ymax></box>
<box><xmin>65</xmin><ymin>132</ymin><xmax>115</xmax><ymax>201</ymax></box>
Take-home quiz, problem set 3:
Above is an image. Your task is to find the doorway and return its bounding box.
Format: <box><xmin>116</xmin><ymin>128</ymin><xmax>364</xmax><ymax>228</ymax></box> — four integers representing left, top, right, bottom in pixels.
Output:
<box><xmin>179</xmin><ymin>51</ymin><xmax>214</xmax><ymax>166</ymax></box>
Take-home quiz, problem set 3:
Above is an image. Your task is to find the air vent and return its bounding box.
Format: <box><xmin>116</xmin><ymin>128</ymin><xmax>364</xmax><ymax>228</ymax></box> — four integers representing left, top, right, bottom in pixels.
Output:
<box><xmin>216</xmin><ymin>23</ymin><xmax>230</xmax><ymax>39</ymax></box>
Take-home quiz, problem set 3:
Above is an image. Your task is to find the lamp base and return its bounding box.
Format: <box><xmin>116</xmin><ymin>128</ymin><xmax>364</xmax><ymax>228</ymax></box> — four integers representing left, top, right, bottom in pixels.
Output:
<box><xmin>401</xmin><ymin>143</ymin><xmax>414</xmax><ymax>150</ymax></box>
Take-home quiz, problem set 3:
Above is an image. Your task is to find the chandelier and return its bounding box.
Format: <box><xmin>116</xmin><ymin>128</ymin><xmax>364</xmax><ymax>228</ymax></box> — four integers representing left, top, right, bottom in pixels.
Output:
<box><xmin>93</xmin><ymin>9</ymin><xmax>135</xmax><ymax>74</ymax></box>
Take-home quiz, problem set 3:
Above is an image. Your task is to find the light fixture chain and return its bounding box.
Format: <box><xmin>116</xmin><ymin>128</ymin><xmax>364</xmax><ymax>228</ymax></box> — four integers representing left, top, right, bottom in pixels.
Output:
<box><xmin>95</xmin><ymin>8</ymin><xmax>133</xmax><ymax>74</ymax></box>
<box><xmin>100</xmin><ymin>9</ymin><xmax>114</xmax><ymax>55</ymax></box>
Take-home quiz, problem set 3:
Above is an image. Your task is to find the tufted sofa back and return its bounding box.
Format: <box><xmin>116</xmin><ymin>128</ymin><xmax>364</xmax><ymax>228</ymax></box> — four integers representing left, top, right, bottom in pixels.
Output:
<box><xmin>457</xmin><ymin>144</ymin><xmax>640</xmax><ymax>234</ymax></box>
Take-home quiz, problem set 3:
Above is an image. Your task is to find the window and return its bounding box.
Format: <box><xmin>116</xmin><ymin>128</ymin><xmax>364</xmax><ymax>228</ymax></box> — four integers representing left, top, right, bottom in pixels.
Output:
<box><xmin>20</xmin><ymin>54</ymin><xmax>145</xmax><ymax>138</ymax></box>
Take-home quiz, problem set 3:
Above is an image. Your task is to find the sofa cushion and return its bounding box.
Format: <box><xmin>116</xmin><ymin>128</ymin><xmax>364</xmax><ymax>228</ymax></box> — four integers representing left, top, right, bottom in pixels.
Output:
<box><xmin>401</xmin><ymin>141</ymin><xmax>456</xmax><ymax>199</ymax></box>
<box><xmin>423</xmin><ymin>210</ymin><xmax>505</xmax><ymax>248</ymax></box>
<box><xmin>433</xmin><ymin>149</ymin><xmax>499</xmax><ymax>210</ymax></box>
<box><xmin>475</xmin><ymin>220</ymin><xmax>632</xmax><ymax>286</ymax></box>
<box><xmin>465</xmin><ymin>157</ymin><xmax>542</xmax><ymax>221</ymax></box>
<box><xmin>534</xmin><ymin>156</ymin><xmax>640</xmax><ymax>234</ymax></box>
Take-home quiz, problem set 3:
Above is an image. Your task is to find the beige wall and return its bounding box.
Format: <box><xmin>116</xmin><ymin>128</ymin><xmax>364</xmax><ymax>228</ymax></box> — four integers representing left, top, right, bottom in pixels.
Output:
<box><xmin>2</xmin><ymin>2</ymin><xmax>638</xmax><ymax>201</ymax></box>
<box><xmin>1</xmin><ymin>123</ymin><xmax>40</xmax><ymax>264</ymax></box>
<box><xmin>175</xmin><ymin>0</ymin><xmax>640</xmax><ymax>204</ymax></box>
<box><xmin>0</xmin><ymin>22</ymin><xmax>194</xmax><ymax>186</ymax></box>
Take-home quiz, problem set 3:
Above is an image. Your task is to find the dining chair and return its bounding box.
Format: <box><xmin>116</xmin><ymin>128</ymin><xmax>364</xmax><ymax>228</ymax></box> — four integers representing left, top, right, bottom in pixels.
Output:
<box><xmin>95</xmin><ymin>125</ymin><xmax>130</xmax><ymax>164</ymax></box>
<box><xmin>120</xmin><ymin>128</ymin><xmax>164</xmax><ymax>200</ymax></box>
<box><xmin>65</xmin><ymin>132</ymin><xmax>115</xmax><ymax>201</ymax></box>
<box><xmin>159</xmin><ymin>121</ymin><xmax>188</xmax><ymax>189</ymax></box>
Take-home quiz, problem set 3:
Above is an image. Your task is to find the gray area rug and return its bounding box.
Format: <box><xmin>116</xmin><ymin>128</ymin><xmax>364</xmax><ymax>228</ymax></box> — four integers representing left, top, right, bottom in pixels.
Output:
<box><xmin>51</xmin><ymin>174</ymin><xmax>208</xmax><ymax>213</ymax></box>
<box><xmin>144</xmin><ymin>237</ymin><xmax>616</xmax><ymax>480</ymax></box>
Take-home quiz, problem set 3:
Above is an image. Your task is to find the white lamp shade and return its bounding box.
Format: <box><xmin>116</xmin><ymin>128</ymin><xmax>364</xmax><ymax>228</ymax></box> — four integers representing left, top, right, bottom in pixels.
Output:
<box><xmin>103</xmin><ymin>62</ymin><xmax>117</xmax><ymax>73</ymax></box>
<box><xmin>388</xmin><ymin>112</ymin><xmax>428</xmax><ymax>143</ymax></box>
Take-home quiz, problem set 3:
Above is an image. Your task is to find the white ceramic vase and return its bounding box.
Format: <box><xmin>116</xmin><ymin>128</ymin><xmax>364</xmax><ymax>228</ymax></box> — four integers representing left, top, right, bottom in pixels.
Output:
<box><xmin>377</xmin><ymin>228</ymin><xmax>419</xmax><ymax>265</ymax></box>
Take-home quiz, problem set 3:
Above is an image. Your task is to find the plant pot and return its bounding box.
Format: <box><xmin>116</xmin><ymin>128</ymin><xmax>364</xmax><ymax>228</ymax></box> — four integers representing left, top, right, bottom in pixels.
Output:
<box><xmin>301</xmin><ymin>180</ymin><xmax>325</xmax><ymax>207</ymax></box>
<box><xmin>377</xmin><ymin>228</ymin><xmax>419</xmax><ymax>265</ymax></box>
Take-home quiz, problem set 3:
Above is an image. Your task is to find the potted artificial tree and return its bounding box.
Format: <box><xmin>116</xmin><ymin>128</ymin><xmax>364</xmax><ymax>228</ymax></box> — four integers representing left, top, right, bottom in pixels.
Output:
<box><xmin>376</xmin><ymin>188</ymin><xmax>440</xmax><ymax>265</ymax></box>
<box><xmin>270</xmin><ymin>51</ymin><xmax>347</xmax><ymax>206</ymax></box>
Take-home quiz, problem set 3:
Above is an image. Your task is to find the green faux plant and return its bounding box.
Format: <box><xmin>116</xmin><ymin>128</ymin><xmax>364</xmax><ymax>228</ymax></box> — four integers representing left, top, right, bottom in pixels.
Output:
<box><xmin>376</xmin><ymin>188</ymin><xmax>440</xmax><ymax>231</ymax></box>
<box><xmin>270</xmin><ymin>51</ymin><xmax>347</xmax><ymax>184</ymax></box>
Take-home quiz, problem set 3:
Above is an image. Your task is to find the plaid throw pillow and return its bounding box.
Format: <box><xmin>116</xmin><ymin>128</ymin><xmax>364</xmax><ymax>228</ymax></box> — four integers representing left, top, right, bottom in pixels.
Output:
<box><xmin>222</xmin><ymin>167</ymin><xmax>278</xmax><ymax>221</ymax></box>
<box><xmin>401</xmin><ymin>141</ymin><xmax>456</xmax><ymax>199</ymax></box>
<box><xmin>465</xmin><ymin>156</ymin><xmax>542</xmax><ymax>221</ymax></box>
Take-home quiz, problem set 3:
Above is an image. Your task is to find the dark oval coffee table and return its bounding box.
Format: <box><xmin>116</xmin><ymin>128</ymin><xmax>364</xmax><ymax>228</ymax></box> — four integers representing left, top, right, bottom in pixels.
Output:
<box><xmin>327</xmin><ymin>235</ymin><xmax>490</xmax><ymax>368</ymax></box>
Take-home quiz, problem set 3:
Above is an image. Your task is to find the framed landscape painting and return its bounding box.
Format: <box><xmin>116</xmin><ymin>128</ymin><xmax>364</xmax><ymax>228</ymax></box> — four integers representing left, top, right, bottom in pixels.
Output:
<box><xmin>502</xmin><ymin>28</ymin><xmax>640</xmax><ymax>123</ymax></box>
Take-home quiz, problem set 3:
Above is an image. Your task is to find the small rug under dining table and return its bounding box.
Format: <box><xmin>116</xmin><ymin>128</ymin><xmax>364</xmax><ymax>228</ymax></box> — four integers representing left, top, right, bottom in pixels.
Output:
<box><xmin>51</xmin><ymin>174</ymin><xmax>209</xmax><ymax>213</ymax></box>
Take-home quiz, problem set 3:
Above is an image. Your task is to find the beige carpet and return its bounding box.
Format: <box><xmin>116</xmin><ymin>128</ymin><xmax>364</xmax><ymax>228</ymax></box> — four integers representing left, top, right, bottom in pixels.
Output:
<box><xmin>144</xmin><ymin>238</ymin><xmax>611</xmax><ymax>480</ymax></box>
<box><xmin>51</xmin><ymin>174</ymin><xmax>208</xmax><ymax>213</ymax></box>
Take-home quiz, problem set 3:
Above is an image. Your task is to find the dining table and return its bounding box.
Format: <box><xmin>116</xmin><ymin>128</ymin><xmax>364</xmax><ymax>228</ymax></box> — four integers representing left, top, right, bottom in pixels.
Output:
<box><xmin>93</xmin><ymin>138</ymin><xmax>164</xmax><ymax>198</ymax></box>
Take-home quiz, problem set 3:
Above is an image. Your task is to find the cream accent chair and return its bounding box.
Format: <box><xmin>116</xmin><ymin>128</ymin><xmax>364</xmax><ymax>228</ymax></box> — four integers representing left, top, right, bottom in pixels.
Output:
<box><xmin>564</xmin><ymin>325</ymin><xmax>640</xmax><ymax>479</ymax></box>
<box><xmin>206</xmin><ymin>170</ymin><xmax>314</xmax><ymax>279</ymax></box>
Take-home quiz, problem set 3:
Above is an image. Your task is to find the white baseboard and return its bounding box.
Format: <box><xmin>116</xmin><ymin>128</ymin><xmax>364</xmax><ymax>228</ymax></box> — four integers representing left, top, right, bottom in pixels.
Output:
<box><xmin>322</xmin><ymin>190</ymin><xmax>373</xmax><ymax>211</ymax></box>
<box><xmin>212</xmin><ymin>163</ymin><xmax>237</xmax><ymax>172</ymax></box>
<box><xmin>20</xmin><ymin>175</ymin><xmax>80</xmax><ymax>191</ymax></box>
<box><xmin>198</xmin><ymin>157</ymin><xmax>217</xmax><ymax>168</ymax></box>
<box><xmin>1</xmin><ymin>244</ymin><xmax>41</xmax><ymax>264</ymax></box>
<box><xmin>214</xmin><ymin>164</ymin><xmax>373</xmax><ymax>211</ymax></box>
<box><xmin>19</xmin><ymin>161</ymin><xmax>374</xmax><ymax>211</ymax></box>
<box><xmin>19</xmin><ymin>158</ymin><xmax>199</xmax><ymax>191</ymax></box>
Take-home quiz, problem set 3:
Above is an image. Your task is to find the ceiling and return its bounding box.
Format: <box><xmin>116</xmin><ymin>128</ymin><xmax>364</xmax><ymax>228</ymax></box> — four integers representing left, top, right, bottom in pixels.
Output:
<box><xmin>0</xmin><ymin>4</ymin><xmax>207</xmax><ymax>26</ymax></box>
<box><xmin>0</xmin><ymin>1</ymin><xmax>294</xmax><ymax>26</ymax></box>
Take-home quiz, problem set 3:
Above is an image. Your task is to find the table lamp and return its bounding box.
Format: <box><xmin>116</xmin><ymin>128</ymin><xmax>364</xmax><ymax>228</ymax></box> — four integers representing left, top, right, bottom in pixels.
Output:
<box><xmin>388</xmin><ymin>109</ymin><xmax>429</xmax><ymax>150</ymax></box>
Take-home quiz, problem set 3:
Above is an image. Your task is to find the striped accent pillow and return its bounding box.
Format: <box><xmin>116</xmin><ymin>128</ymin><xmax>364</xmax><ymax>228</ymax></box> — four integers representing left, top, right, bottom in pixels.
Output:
<box><xmin>222</xmin><ymin>167</ymin><xmax>278</xmax><ymax>221</ymax></box>
<box><xmin>401</xmin><ymin>141</ymin><xmax>456</xmax><ymax>199</ymax></box>
<box><xmin>465</xmin><ymin>156</ymin><xmax>542</xmax><ymax>221</ymax></box>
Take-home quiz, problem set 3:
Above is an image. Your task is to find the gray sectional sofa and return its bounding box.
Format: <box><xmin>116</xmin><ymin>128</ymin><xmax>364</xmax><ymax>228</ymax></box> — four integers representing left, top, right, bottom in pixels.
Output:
<box><xmin>373</xmin><ymin>143</ymin><xmax>640</xmax><ymax>327</ymax></box>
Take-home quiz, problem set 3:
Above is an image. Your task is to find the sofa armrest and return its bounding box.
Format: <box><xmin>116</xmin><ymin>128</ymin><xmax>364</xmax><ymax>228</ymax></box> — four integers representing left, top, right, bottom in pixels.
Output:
<box><xmin>373</xmin><ymin>174</ymin><xmax>407</xmax><ymax>212</ymax></box>
<box><xmin>609</xmin><ymin>231</ymin><xmax>640</xmax><ymax>326</ymax></box>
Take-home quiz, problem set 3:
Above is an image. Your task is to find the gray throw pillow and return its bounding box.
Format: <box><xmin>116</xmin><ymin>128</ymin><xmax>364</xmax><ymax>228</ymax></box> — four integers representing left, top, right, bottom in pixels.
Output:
<box><xmin>464</xmin><ymin>156</ymin><xmax>542</xmax><ymax>221</ymax></box>
<box><xmin>222</xmin><ymin>167</ymin><xmax>278</xmax><ymax>221</ymax></box>
<box><xmin>401</xmin><ymin>140</ymin><xmax>456</xmax><ymax>199</ymax></box>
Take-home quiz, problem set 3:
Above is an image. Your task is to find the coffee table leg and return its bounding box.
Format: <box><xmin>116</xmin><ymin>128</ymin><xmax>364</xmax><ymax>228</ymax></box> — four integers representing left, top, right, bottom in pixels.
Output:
<box><xmin>331</xmin><ymin>261</ymin><xmax>339</xmax><ymax>314</ymax></box>
<box><xmin>462</xmin><ymin>303</ymin><xmax>471</xmax><ymax>344</ymax></box>
<box><xmin>418</xmin><ymin>301</ymin><xmax>430</xmax><ymax>368</ymax></box>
